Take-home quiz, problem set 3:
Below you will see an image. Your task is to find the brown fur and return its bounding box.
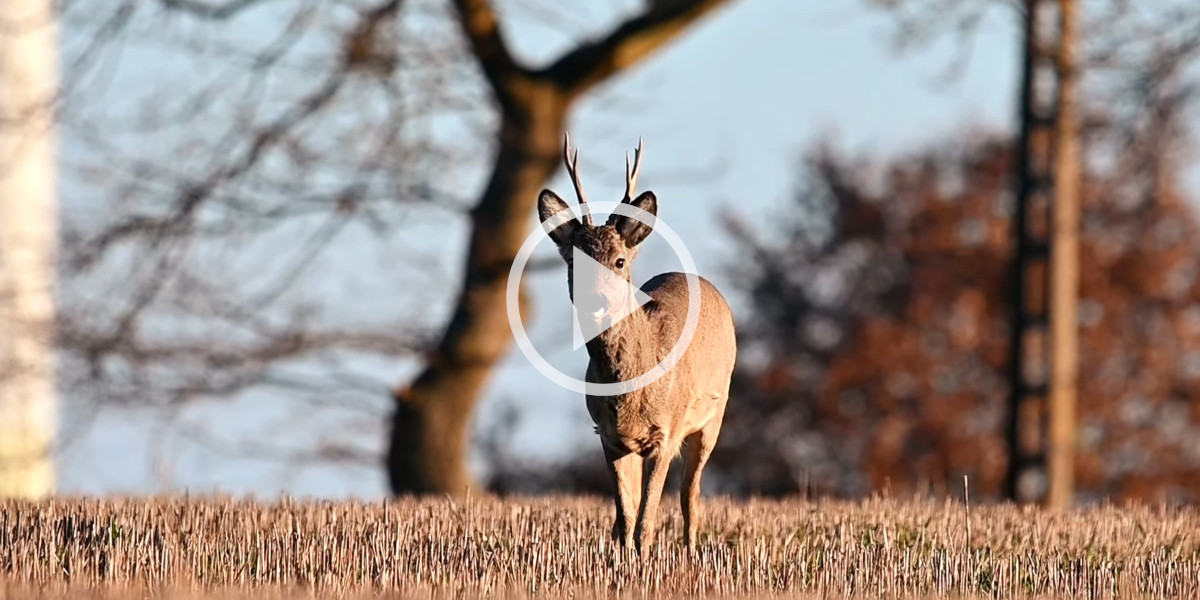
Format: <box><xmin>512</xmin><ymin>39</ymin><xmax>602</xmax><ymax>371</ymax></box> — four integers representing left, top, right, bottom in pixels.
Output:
<box><xmin>538</xmin><ymin>186</ymin><xmax>737</xmax><ymax>553</ymax></box>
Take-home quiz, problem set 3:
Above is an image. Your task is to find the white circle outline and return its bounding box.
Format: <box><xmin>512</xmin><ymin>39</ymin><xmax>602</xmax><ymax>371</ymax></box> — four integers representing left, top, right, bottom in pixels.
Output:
<box><xmin>506</xmin><ymin>200</ymin><xmax>701</xmax><ymax>396</ymax></box>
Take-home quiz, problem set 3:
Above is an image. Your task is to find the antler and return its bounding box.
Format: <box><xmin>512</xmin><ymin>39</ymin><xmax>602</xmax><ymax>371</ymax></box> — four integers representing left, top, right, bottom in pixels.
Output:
<box><xmin>562</xmin><ymin>132</ymin><xmax>594</xmax><ymax>226</ymax></box>
<box><xmin>624</xmin><ymin>137</ymin><xmax>644</xmax><ymax>202</ymax></box>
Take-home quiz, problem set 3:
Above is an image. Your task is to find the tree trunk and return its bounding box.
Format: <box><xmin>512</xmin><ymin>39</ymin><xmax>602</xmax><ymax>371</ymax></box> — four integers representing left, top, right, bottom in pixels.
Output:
<box><xmin>387</xmin><ymin>85</ymin><xmax>567</xmax><ymax>495</ymax></box>
<box><xmin>0</xmin><ymin>0</ymin><xmax>58</xmax><ymax>499</ymax></box>
<box><xmin>1003</xmin><ymin>0</ymin><xmax>1079</xmax><ymax>506</ymax></box>
<box><xmin>1004</xmin><ymin>0</ymin><xmax>1053</xmax><ymax>504</ymax></box>
<box><xmin>387</xmin><ymin>0</ymin><xmax>734</xmax><ymax>496</ymax></box>
<box><xmin>1046</xmin><ymin>0</ymin><xmax>1080</xmax><ymax>510</ymax></box>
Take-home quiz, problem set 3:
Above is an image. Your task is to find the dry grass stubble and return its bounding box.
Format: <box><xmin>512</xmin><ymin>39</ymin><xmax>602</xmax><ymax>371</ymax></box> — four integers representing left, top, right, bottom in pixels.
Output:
<box><xmin>1</xmin><ymin>495</ymin><xmax>1198</xmax><ymax>598</ymax></box>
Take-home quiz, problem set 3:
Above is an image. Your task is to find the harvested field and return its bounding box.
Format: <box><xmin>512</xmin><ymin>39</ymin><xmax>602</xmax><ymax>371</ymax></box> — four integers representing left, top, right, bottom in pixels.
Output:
<box><xmin>1</xmin><ymin>495</ymin><xmax>1198</xmax><ymax>599</ymax></box>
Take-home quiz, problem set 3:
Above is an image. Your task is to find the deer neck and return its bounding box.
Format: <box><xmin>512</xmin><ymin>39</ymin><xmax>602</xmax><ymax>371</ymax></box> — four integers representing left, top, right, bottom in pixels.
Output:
<box><xmin>585</xmin><ymin>306</ymin><xmax>660</xmax><ymax>393</ymax></box>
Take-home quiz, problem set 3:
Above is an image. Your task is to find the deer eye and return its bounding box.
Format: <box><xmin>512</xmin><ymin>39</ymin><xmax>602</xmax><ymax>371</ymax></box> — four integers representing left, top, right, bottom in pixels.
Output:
<box><xmin>615</xmin><ymin>258</ymin><xmax>626</xmax><ymax>269</ymax></box>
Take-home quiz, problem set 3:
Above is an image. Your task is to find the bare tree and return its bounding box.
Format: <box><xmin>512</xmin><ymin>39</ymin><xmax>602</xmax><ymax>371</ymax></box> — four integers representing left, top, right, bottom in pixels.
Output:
<box><xmin>55</xmin><ymin>0</ymin><xmax>737</xmax><ymax>495</ymax></box>
<box><xmin>0</xmin><ymin>0</ymin><xmax>58</xmax><ymax>498</ymax></box>
<box><xmin>56</xmin><ymin>0</ymin><xmax>446</xmax><ymax>488</ymax></box>
<box><xmin>388</xmin><ymin>0</ymin><xmax>736</xmax><ymax>495</ymax></box>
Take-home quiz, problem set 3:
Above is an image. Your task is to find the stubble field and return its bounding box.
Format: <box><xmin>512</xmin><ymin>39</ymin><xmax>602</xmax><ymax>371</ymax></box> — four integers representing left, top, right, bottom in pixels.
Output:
<box><xmin>0</xmin><ymin>495</ymin><xmax>1197</xmax><ymax>599</ymax></box>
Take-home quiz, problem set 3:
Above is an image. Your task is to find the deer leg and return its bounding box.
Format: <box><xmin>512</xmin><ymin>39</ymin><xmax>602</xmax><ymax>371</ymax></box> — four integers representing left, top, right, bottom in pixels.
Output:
<box><xmin>604</xmin><ymin>444</ymin><xmax>642</xmax><ymax>547</ymax></box>
<box><xmin>633</xmin><ymin>443</ymin><xmax>674</xmax><ymax>553</ymax></box>
<box><xmin>681</xmin><ymin>418</ymin><xmax>720</xmax><ymax>549</ymax></box>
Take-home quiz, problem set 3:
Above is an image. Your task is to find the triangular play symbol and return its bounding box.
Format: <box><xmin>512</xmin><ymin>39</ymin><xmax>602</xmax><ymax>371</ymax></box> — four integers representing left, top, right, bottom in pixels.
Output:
<box><xmin>571</xmin><ymin>247</ymin><xmax>653</xmax><ymax>350</ymax></box>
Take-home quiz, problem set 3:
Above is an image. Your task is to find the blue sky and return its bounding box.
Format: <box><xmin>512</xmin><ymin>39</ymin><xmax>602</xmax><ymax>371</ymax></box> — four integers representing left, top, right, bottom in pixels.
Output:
<box><xmin>57</xmin><ymin>0</ymin><xmax>1022</xmax><ymax>498</ymax></box>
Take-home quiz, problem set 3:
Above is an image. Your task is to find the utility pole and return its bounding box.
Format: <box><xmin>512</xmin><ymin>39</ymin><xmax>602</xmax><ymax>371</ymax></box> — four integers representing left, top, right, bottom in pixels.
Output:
<box><xmin>1004</xmin><ymin>0</ymin><xmax>1080</xmax><ymax>508</ymax></box>
<box><xmin>0</xmin><ymin>0</ymin><xmax>58</xmax><ymax>499</ymax></box>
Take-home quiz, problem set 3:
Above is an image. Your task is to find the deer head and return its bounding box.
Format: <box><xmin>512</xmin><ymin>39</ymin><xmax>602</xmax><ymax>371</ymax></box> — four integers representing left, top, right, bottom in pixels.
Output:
<box><xmin>538</xmin><ymin>133</ymin><xmax>657</xmax><ymax>328</ymax></box>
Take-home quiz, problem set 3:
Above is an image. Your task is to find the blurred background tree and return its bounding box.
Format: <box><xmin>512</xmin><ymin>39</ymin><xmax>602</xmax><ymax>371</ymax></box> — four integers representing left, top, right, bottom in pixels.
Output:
<box><xmin>24</xmin><ymin>0</ymin><xmax>1200</xmax><ymax>503</ymax></box>
<box><xmin>387</xmin><ymin>0</ymin><xmax>736</xmax><ymax>495</ymax></box>
<box><xmin>486</xmin><ymin>0</ymin><xmax>1200</xmax><ymax>503</ymax></box>
<box><xmin>715</xmin><ymin>1</ymin><xmax>1200</xmax><ymax>501</ymax></box>
<box><xmin>0</xmin><ymin>0</ymin><xmax>58</xmax><ymax>499</ymax></box>
<box><xmin>52</xmin><ymin>0</ymin><xmax>738</xmax><ymax>497</ymax></box>
<box><xmin>721</xmin><ymin>123</ymin><xmax>1200</xmax><ymax>502</ymax></box>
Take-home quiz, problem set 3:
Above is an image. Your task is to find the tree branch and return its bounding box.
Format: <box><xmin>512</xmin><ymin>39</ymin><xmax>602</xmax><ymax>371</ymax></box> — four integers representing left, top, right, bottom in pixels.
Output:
<box><xmin>538</xmin><ymin>0</ymin><xmax>735</xmax><ymax>96</ymax></box>
<box><xmin>159</xmin><ymin>0</ymin><xmax>270</xmax><ymax>20</ymax></box>
<box><xmin>450</xmin><ymin>0</ymin><xmax>523</xmax><ymax>104</ymax></box>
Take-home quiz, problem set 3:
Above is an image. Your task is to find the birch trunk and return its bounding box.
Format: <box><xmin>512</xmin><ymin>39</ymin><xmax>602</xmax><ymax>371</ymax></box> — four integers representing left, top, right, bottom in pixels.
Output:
<box><xmin>0</xmin><ymin>0</ymin><xmax>58</xmax><ymax>499</ymax></box>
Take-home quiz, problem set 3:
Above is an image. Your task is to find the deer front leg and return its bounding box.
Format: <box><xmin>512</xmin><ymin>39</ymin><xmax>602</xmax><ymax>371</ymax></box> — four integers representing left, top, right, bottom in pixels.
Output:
<box><xmin>604</xmin><ymin>444</ymin><xmax>642</xmax><ymax>547</ymax></box>
<box><xmin>633</xmin><ymin>444</ymin><xmax>673</xmax><ymax>553</ymax></box>
<box><xmin>681</xmin><ymin>418</ymin><xmax>720</xmax><ymax>549</ymax></box>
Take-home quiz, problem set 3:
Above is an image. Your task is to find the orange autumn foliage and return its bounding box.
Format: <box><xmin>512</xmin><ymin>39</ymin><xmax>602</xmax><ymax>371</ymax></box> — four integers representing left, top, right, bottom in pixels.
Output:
<box><xmin>721</xmin><ymin>134</ymin><xmax>1200</xmax><ymax>502</ymax></box>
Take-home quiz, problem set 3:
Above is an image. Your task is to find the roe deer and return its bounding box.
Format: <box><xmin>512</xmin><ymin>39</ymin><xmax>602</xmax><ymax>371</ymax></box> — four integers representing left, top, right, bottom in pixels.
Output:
<box><xmin>537</xmin><ymin>133</ymin><xmax>737</xmax><ymax>551</ymax></box>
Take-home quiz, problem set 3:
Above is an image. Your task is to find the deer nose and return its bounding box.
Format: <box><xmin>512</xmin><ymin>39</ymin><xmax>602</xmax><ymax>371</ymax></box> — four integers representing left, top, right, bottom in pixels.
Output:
<box><xmin>575</xmin><ymin>292</ymin><xmax>607</xmax><ymax>318</ymax></box>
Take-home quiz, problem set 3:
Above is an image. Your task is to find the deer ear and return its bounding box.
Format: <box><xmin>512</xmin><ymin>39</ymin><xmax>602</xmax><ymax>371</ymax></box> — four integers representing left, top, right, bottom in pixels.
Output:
<box><xmin>538</xmin><ymin>189</ymin><xmax>578</xmax><ymax>246</ymax></box>
<box><xmin>609</xmin><ymin>191</ymin><xmax>657</xmax><ymax>247</ymax></box>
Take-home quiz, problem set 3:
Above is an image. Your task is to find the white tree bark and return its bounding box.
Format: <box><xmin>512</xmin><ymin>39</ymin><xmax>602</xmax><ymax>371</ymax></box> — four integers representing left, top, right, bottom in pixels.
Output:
<box><xmin>0</xmin><ymin>0</ymin><xmax>58</xmax><ymax>498</ymax></box>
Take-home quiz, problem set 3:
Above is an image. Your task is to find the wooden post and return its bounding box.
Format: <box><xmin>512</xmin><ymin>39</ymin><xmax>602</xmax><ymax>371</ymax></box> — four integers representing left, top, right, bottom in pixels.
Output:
<box><xmin>0</xmin><ymin>0</ymin><xmax>58</xmax><ymax>499</ymax></box>
<box><xmin>1047</xmin><ymin>0</ymin><xmax>1080</xmax><ymax>510</ymax></box>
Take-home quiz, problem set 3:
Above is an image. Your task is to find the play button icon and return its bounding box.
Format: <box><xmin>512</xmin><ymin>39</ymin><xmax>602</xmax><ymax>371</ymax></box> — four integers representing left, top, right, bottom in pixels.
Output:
<box><xmin>508</xmin><ymin>199</ymin><xmax>702</xmax><ymax>396</ymax></box>
<box><xmin>570</xmin><ymin>246</ymin><xmax>653</xmax><ymax>350</ymax></box>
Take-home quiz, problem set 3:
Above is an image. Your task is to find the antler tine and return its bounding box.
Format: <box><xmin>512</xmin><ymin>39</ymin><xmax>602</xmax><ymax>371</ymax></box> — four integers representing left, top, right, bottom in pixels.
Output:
<box><xmin>624</xmin><ymin>137</ymin><xmax>644</xmax><ymax>202</ymax></box>
<box><xmin>562</xmin><ymin>132</ymin><xmax>593</xmax><ymax>226</ymax></box>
